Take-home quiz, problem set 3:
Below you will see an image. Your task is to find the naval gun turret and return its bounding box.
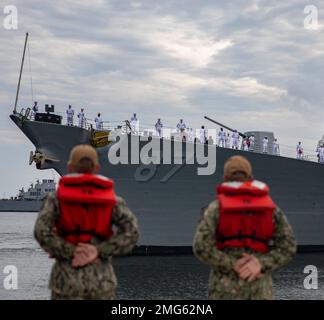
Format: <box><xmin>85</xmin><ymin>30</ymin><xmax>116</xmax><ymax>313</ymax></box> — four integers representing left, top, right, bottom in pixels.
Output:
<box><xmin>204</xmin><ymin>116</ymin><xmax>276</xmax><ymax>154</ymax></box>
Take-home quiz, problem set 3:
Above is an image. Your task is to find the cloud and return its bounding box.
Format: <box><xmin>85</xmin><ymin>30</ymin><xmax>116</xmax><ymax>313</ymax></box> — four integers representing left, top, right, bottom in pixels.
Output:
<box><xmin>151</xmin><ymin>69</ymin><xmax>286</xmax><ymax>101</ymax></box>
<box><xmin>138</xmin><ymin>15</ymin><xmax>233</xmax><ymax>68</ymax></box>
<box><xmin>0</xmin><ymin>0</ymin><xmax>324</xmax><ymax>178</ymax></box>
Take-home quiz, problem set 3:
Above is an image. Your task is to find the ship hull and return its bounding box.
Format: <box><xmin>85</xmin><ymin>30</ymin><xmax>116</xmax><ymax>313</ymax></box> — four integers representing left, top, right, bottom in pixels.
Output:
<box><xmin>10</xmin><ymin>114</ymin><xmax>324</xmax><ymax>251</ymax></box>
<box><xmin>0</xmin><ymin>200</ymin><xmax>42</xmax><ymax>212</ymax></box>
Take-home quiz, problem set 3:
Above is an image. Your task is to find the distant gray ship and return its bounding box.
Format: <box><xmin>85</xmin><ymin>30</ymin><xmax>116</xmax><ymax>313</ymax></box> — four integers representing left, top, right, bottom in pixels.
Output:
<box><xmin>0</xmin><ymin>179</ymin><xmax>56</xmax><ymax>212</ymax></box>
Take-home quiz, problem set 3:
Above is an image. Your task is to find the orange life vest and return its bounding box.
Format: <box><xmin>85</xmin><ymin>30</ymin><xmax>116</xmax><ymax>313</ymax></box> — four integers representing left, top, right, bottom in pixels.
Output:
<box><xmin>216</xmin><ymin>180</ymin><xmax>275</xmax><ymax>253</ymax></box>
<box><xmin>56</xmin><ymin>174</ymin><xmax>117</xmax><ymax>245</ymax></box>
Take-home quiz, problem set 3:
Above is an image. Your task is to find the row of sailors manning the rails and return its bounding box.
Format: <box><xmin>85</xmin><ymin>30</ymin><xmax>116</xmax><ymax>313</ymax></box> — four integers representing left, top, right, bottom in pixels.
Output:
<box><xmin>31</xmin><ymin>102</ymin><xmax>309</xmax><ymax>159</ymax></box>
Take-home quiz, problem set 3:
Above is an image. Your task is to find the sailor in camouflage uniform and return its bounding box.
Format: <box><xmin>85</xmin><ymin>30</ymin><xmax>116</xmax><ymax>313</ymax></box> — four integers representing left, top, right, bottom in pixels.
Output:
<box><xmin>34</xmin><ymin>145</ymin><xmax>139</xmax><ymax>300</ymax></box>
<box><xmin>193</xmin><ymin>155</ymin><xmax>296</xmax><ymax>299</ymax></box>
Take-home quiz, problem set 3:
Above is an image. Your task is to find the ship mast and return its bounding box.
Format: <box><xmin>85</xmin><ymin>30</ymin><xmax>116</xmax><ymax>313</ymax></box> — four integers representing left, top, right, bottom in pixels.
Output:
<box><xmin>13</xmin><ymin>32</ymin><xmax>29</xmax><ymax>114</ymax></box>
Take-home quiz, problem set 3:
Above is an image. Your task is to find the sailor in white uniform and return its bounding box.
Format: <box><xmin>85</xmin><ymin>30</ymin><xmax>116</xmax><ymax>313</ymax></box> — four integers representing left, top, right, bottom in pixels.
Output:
<box><xmin>262</xmin><ymin>137</ymin><xmax>268</xmax><ymax>154</ymax></box>
<box><xmin>155</xmin><ymin>118</ymin><xmax>163</xmax><ymax>137</ymax></box>
<box><xmin>78</xmin><ymin>108</ymin><xmax>86</xmax><ymax>128</ymax></box>
<box><xmin>249</xmin><ymin>135</ymin><xmax>255</xmax><ymax>151</ymax></box>
<box><xmin>296</xmin><ymin>142</ymin><xmax>303</xmax><ymax>159</ymax></box>
<box><xmin>95</xmin><ymin>113</ymin><xmax>103</xmax><ymax>130</ymax></box>
<box><xmin>66</xmin><ymin>105</ymin><xmax>74</xmax><ymax>126</ymax></box>
<box><xmin>176</xmin><ymin>119</ymin><xmax>186</xmax><ymax>132</ymax></box>
<box><xmin>319</xmin><ymin>145</ymin><xmax>324</xmax><ymax>163</ymax></box>
<box><xmin>225</xmin><ymin>133</ymin><xmax>231</xmax><ymax>148</ymax></box>
<box><xmin>130</xmin><ymin>113</ymin><xmax>139</xmax><ymax>134</ymax></box>
<box><xmin>31</xmin><ymin>101</ymin><xmax>38</xmax><ymax>120</ymax></box>
<box><xmin>188</xmin><ymin>128</ymin><xmax>194</xmax><ymax>142</ymax></box>
<box><xmin>199</xmin><ymin>126</ymin><xmax>207</xmax><ymax>144</ymax></box>
<box><xmin>231</xmin><ymin>130</ymin><xmax>240</xmax><ymax>149</ymax></box>
<box><xmin>218</xmin><ymin>128</ymin><xmax>226</xmax><ymax>147</ymax></box>
<box><xmin>243</xmin><ymin>138</ymin><xmax>249</xmax><ymax>151</ymax></box>
<box><xmin>273</xmin><ymin>138</ymin><xmax>280</xmax><ymax>156</ymax></box>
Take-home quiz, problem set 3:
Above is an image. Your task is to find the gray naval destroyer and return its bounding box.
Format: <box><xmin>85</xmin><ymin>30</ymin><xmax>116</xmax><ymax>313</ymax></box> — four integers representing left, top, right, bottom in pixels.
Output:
<box><xmin>9</xmin><ymin>33</ymin><xmax>324</xmax><ymax>252</ymax></box>
<box><xmin>0</xmin><ymin>179</ymin><xmax>56</xmax><ymax>212</ymax></box>
<box><xmin>9</xmin><ymin>109</ymin><xmax>324</xmax><ymax>252</ymax></box>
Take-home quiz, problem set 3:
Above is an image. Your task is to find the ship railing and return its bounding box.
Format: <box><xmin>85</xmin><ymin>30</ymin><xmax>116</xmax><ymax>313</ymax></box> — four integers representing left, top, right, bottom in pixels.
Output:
<box><xmin>119</xmin><ymin>127</ymin><xmax>321</xmax><ymax>163</ymax></box>
<box><xmin>86</xmin><ymin>120</ymin><xmax>196</xmax><ymax>139</ymax></box>
<box><xmin>84</xmin><ymin>119</ymin><xmax>129</xmax><ymax>133</ymax></box>
<box><xmin>66</xmin><ymin>117</ymin><xmax>324</xmax><ymax>163</ymax></box>
<box><xmin>122</xmin><ymin>122</ymin><xmax>205</xmax><ymax>141</ymax></box>
<box><xmin>23</xmin><ymin>110</ymin><xmax>321</xmax><ymax>162</ymax></box>
<box><xmin>23</xmin><ymin>108</ymin><xmax>136</xmax><ymax>133</ymax></box>
<box><xmin>238</xmin><ymin>141</ymin><xmax>319</xmax><ymax>162</ymax></box>
<box><xmin>273</xmin><ymin>143</ymin><xmax>319</xmax><ymax>162</ymax></box>
<box><xmin>40</xmin><ymin>112</ymin><xmax>127</xmax><ymax>132</ymax></box>
<box><xmin>16</xmin><ymin>107</ymin><xmax>32</xmax><ymax>120</ymax></box>
<box><xmin>119</xmin><ymin>122</ymin><xmax>223</xmax><ymax>140</ymax></box>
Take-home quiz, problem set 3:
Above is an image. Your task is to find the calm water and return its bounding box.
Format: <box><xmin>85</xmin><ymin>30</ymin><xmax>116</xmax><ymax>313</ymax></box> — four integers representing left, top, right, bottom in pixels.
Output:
<box><xmin>0</xmin><ymin>212</ymin><xmax>323</xmax><ymax>300</ymax></box>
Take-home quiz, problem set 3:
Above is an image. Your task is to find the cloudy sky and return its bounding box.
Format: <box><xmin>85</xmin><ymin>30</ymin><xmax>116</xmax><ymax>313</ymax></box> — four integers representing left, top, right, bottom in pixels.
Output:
<box><xmin>0</xmin><ymin>0</ymin><xmax>323</xmax><ymax>196</ymax></box>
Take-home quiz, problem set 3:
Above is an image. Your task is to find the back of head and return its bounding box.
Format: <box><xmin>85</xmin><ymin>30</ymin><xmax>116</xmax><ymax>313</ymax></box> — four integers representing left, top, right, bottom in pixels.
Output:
<box><xmin>68</xmin><ymin>144</ymin><xmax>99</xmax><ymax>174</ymax></box>
<box><xmin>223</xmin><ymin>155</ymin><xmax>253</xmax><ymax>182</ymax></box>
